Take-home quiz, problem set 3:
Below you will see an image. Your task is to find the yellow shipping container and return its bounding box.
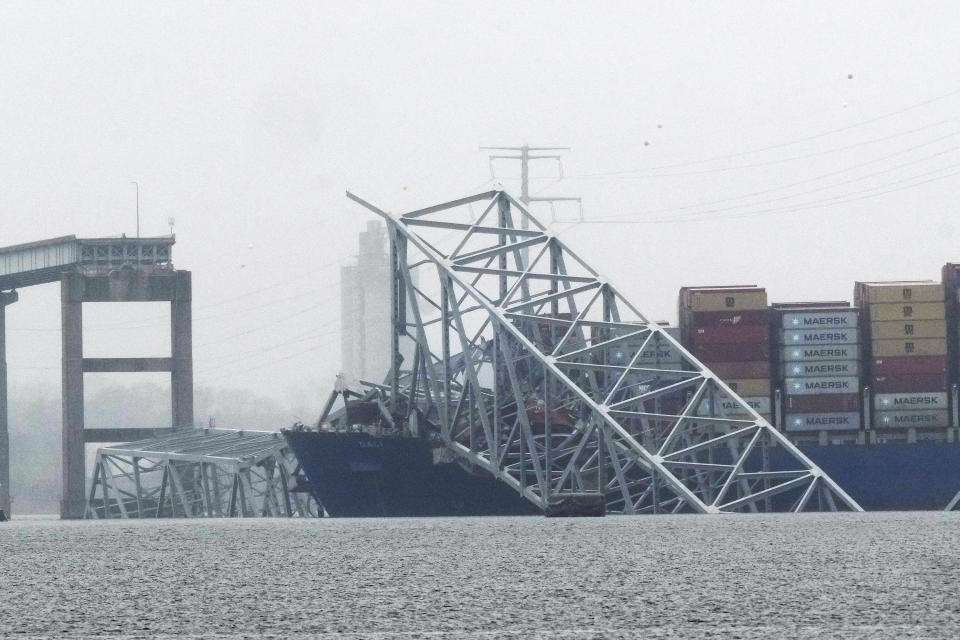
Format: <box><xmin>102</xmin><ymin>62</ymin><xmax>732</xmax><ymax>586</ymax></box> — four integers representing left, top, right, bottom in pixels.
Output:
<box><xmin>871</xmin><ymin>338</ymin><xmax>947</xmax><ymax>357</ymax></box>
<box><xmin>857</xmin><ymin>281</ymin><xmax>944</xmax><ymax>303</ymax></box>
<box><xmin>684</xmin><ymin>290</ymin><xmax>767</xmax><ymax>312</ymax></box>
<box><xmin>868</xmin><ymin>302</ymin><xmax>945</xmax><ymax>321</ymax></box>
<box><xmin>870</xmin><ymin>319</ymin><xmax>947</xmax><ymax>339</ymax></box>
<box><xmin>723</xmin><ymin>378</ymin><xmax>771</xmax><ymax>396</ymax></box>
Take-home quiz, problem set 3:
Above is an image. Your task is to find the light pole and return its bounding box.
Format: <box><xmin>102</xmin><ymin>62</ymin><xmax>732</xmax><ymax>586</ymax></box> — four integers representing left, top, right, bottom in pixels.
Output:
<box><xmin>130</xmin><ymin>181</ymin><xmax>140</xmax><ymax>238</ymax></box>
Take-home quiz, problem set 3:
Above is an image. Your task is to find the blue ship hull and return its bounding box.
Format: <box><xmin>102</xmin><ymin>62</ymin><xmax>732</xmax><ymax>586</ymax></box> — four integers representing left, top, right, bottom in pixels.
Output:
<box><xmin>780</xmin><ymin>442</ymin><xmax>960</xmax><ymax>511</ymax></box>
<box><xmin>284</xmin><ymin>430</ymin><xmax>960</xmax><ymax>515</ymax></box>
<box><xmin>282</xmin><ymin>430</ymin><xmax>537</xmax><ymax>517</ymax></box>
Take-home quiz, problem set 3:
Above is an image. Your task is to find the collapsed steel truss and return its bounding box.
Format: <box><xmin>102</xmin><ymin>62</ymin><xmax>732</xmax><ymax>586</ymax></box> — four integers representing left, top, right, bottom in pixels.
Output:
<box><xmin>947</xmin><ymin>489</ymin><xmax>960</xmax><ymax>511</ymax></box>
<box><xmin>347</xmin><ymin>189</ymin><xmax>863</xmax><ymax>514</ymax></box>
<box><xmin>86</xmin><ymin>429</ymin><xmax>321</xmax><ymax>519</ymax></box>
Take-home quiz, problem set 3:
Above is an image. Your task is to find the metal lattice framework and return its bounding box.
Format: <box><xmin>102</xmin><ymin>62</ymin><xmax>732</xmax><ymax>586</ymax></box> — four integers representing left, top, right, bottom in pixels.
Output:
<box><xmin>85</xmin><ymin>429</ymin><xmax>321</xmax><ymax>519</ymax></box>
<box><xmin>347</xmin><ymin>189</ymin><xmax>863</xmax><ymax>514</ymax></box>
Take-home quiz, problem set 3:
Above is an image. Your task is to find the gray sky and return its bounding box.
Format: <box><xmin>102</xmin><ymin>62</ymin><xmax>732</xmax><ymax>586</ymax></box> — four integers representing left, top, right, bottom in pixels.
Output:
<box><xmin>1</xmin><ymin>2</ymin><xmax>958</xmax><ymax>419</ymax></box>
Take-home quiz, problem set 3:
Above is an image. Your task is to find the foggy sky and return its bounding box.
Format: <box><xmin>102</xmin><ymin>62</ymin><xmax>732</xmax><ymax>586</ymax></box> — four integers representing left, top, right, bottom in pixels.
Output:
<box><xmin>1</xmin><ymin>2</ymin><xmax>958</xmax><ymax>424</ymax></box>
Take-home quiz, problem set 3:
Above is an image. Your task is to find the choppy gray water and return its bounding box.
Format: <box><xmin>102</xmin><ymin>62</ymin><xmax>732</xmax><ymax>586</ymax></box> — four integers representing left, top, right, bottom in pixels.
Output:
<box><xmin>1</xmin><ymin>512</ymin><xmax>959</xmax><ymax>639</ymax></box>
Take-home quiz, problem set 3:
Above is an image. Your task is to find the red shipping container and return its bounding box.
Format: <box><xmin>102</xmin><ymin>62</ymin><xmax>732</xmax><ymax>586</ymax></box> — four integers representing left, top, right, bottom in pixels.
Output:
<box><xmin>705</xmin><ymin>361</ymin><xmax>771</xmax><ymax>379</ymax></box>
<box><xmin>871</xmin><ymin>373</ymin><xmax>948</xmax><ymax>393</ymax></box>
<box><xmin>692</xmin><ymin>343</ymin><xmax>770</xmax><ymax>362</ymax></box>
<box><xmin>871</xmin><ymin>355</ymin><xmax>948</xmax><ymax>375</ymax></box>
<box><xmin>785</xmin><ymin>393</ymin><xmax>861</xmax><ymax>412</ymax></box>
<box><xmin>692</xmin><ymin>324</ymin><xmax>769</xmax><ymax>346</ymax></box>
<box><xmin>684</xmin><ymin>309</ymin><xmax>769</xmax><ymax>327</ymax></box>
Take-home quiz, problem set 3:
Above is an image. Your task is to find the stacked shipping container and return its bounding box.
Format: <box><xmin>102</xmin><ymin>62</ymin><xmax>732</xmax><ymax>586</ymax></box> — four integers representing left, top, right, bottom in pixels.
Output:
<box><xmin>942</xmin><ymin>264</ymin><xmax>960</xmax><ymax>388</ymax></box>
<box><xmin>855</xmin><ymin>282</ymin><xmax>950</xmax><ymax>430</ymax></box>
<box><xmin>678</xmin><ymin>286</ymin><xmax>772</xmax><ymax>422</ymax></box>
<box><xmin>771</xmin><ymin>302</ymin><xmax>862</xmax><ymax>432</ymax></box>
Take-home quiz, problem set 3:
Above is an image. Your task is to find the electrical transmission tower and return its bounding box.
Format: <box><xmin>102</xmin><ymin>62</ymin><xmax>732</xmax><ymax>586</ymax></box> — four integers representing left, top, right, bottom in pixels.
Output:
<box><xmin>480</xmin><ymin>145</ymin><xmax>583</xmax><ymax>223</ymax></box>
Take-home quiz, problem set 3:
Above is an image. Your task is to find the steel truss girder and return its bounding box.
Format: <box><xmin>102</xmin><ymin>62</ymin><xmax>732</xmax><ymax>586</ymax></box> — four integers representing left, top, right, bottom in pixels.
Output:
<box><xmin>347</xmin><ymin>189</ymin><xmax>862</xmax><ymax>514</ymax></box>
<box><xmin>85</xmin><ymin>432</ymin><xmax>321</xmax><ymax>519</ymax></box>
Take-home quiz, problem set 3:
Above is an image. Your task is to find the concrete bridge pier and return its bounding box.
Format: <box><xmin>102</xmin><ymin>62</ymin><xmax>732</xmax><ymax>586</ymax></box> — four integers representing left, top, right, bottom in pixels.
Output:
<box><xmin>60</xmin><ymin>269</ymin><xmax>193</xmax><ymax>519</ymax></box>
<box><xmin>0</xmin><ymin>290</ymin><xmax>18</xmax><ymax>517</ymax></box>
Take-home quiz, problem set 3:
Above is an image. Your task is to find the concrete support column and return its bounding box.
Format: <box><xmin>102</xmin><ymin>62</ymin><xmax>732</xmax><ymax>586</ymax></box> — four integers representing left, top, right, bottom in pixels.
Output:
<box><xmin>171</xmin><ymin>271</ymin><xmax>193</xmax><ymax>429</ymax></box>
<box><xmin>60</xmin><ymin>274</ymin><xmax>85</xmax><ymax>519</ymax></box>
<box><xmin>0</xmin><ymin>290</ymin><xmax>19</xmax><ymax>516</ymax></box>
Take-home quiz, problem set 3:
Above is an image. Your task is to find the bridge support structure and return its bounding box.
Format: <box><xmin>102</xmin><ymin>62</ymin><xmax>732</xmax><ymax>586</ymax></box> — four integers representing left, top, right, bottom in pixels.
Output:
<box><xmin>346</xmin><ymin>189</ymin><xmax>863</xmax><ymax>514</ymax></box>
<box><xmin>0</xmin><ymin>290</ymin><xmax>18</xmax><ymax>516</ymax></box>
<box><xmin>60</xmin><ymin>268</ymin><xmax>193</xmax><ymax>518</ymax></box>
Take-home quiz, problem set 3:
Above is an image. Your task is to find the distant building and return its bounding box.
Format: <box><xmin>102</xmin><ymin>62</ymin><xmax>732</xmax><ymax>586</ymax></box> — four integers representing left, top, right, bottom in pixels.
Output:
<box><xmin>340</xmin><ymin>221</ymin><xmax>391</xmax><ymax>382</ymax></box>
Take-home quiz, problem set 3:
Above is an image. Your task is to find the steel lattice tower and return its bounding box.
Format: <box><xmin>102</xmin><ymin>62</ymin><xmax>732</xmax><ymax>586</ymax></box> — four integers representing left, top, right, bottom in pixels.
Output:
<box><xmin>347</xmin><ymin>189</ymin><xmax>863</xmax><ymax>514</ymax></box>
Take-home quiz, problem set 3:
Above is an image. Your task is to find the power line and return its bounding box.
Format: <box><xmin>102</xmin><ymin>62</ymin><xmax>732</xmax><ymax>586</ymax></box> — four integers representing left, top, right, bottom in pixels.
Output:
<box><xmin>576</xmin><ymin>163</ymin><xmax>960</xmax><ymax>227</ymax></box>
<box><xmin>589</xmin><ymin>129</ymin><xmax>959</xmax><ymax>219</ymax></box>
<box><xmin>587</xmin><ymin>141</ymin><xmax>960</xmax><ymax>222</ymax></box>
<box><xmin>566</xmin><ymin>87</ymin><xmax>960</xmax><ymax>178</ymax></box>
<box><xmin>570</xmin><ymin>119</ymin><xmax>958</xmax><ymax>180</ymax></box>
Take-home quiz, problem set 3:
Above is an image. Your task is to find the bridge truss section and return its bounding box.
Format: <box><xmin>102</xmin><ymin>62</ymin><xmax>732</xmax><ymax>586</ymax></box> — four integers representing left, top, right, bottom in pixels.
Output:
<box><xmin>347</xmin><ymin>189</ymin><xmax>863</xmax><ymax>515</ymax></box>
<box><xmin>85</xmin><ymin>429</ymin><xmax>321</xmax><ymax>519</ymax></box>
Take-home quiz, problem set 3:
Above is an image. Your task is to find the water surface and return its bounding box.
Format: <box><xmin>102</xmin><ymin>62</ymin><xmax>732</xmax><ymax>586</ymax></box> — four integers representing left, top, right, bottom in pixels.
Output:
<box><xmin>2</xmin><ymin>512</ymin><xmax>958</xmax><ymax>638</ymax></box>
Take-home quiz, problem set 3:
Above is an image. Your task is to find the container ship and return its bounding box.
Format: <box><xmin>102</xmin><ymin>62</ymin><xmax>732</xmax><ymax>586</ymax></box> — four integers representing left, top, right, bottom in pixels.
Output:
<box><xmin>285</xmin><ymin>266</ymin><xmax>960</xmax><ymax>516</ymax></box>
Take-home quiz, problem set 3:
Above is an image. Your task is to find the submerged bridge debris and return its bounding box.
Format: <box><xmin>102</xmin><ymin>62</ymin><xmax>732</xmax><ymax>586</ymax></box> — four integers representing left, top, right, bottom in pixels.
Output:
<box><xmin>86</xmin><ymin>428</ymin><xmax>321</xmax><ymax>519</ymax></box>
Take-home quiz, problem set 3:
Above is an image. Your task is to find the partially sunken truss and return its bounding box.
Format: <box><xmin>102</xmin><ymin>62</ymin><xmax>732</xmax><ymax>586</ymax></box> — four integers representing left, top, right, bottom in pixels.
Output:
<box><xmin>86</xmin><ymin>429</ymin><xmax>321</xmax><ymax>519</ymax></box>
<box><xmin>347</xmin><ymin>189</ymin><xmax>862</xmax><ymax>514</ymax></box>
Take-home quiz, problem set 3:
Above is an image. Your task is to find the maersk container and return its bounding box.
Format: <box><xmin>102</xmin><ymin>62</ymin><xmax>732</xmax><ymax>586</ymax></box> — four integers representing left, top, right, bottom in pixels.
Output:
<box><xmin>873</xmin><ymin>392</ymin><xmax>949</xmax><ymax>411</ymax></box>
<box><xmin>696</xmin><ymin>394</ymin><xmax>771</xmax><ymax>417</ymax></box>
<box><xmin>694</xmin><ymin>342</ymin><xmax>770</xmax><ymax>362</ymax></box>
<box><xmin>781</xmin><ymin>328</ymin><xmax>858</xmax><ymax>345</ymax></box>
<box><xmin>784</xmin><ymin>376</ymin><xmax>858</xmax><ymax>395</ymax></box>
<box><xmin>870</xmin><ymin>319</ymin><xmax>947</xmax><ymax>339</ymax></box>
<box><xmin>706</xmin><ymin>360</ymin><xmax>770</xmax><ymax>379</ymax></box>
<box><xmin>855</xmin><ymin>281</ymin><xmax>944</xmax><ymax>304</ymax></box>
<box><xmin>871</xmin><ymin>355</ymin><xmax>948</xmax><ymax>375</ymax></box>
<box><xmin>784</xmin><ymin>412</ymin><xmax>861</xmax><ymax>432</ymax></box>
<box><xmin>871</xmin><ymin>338</ymin><xmax>947</xmax><ymax>357</ymax></box>
<box><xmin>682</xmin><ymin>289</ymin><xmax>767</xmax><ymax>312</ymax></box>
<box><xmin>723</xmin><ymin>378</ymin><xmax>771</xmax><ymax>396</ymax></box>
<box><xmin>875</xmin><ymin>410</ymin><xmax>950</xmax><ymax>428</ymax></box>
<box><xmin>681</xmin><ymin>309</ymin><xmax>768</xmax><ymax>327</ymax></box>
<box><xmin>871</xmin><ymin>373</ymin><xmax>948</xmax><ymax>393</ymax></box>
<box><xmin>867</xmin><ymin>302</ymin><xmax>945</xmax><ymax>322</ymax></box>
<box><xmin>608</xmin><ymin>344</ymin><xmax>683</xmax><ymax>366</ymax></box>
<box><xmin>785</xmin><ymin>393</ymin><xmax>860</xmax><ymax>412</ymax></box>
<box><xmin>781</xmin><ymin>344</ymin><xmax>858</xmax><ymax>362</ymax></box>
<box><xmin>781</xmin><ymin>360</ymin><xmax>859</xmax><ymax>378</ymax></box>
<box><xmin>692</xmin><ymin>324</ymin><xmax>769</xmax><ymax>345</ymax></box>
<box><xmin>780</xmin><ymin>311</ymin><xmax>858</xmax><ymax>329</ymax></box>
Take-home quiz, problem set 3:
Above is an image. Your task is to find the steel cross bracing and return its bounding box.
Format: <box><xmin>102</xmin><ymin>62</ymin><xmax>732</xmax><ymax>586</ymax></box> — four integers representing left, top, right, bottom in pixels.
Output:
<box><xmin>346</xmin><ymin>189</ymin><xmax>863</xmax><ymax>514</ymax></box>
<box><xmin>85</xmin><ymin>429</ymin><xmax>321</xmax><ymax>519</ymax></box>
<box><xmin>947</xmin><ymin>489</ymin><xmax>960</xmax><ymax>512</ymax></box>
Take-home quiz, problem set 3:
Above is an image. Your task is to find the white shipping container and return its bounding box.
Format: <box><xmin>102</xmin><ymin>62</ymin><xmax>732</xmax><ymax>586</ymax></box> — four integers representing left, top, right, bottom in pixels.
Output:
<box><xmin>784</xmin><ymin>376</ymin><xmax>858</xmax><ymax>395</ymax></box>
<box><xmin>696</xmin><ymin>395</ymin><xmax>771</xmax><ymax>417</ymax></box>
<box><xmin>607</xmin><ymin>344</ymin><xmax>683</xmax><ymax>366</ymax></box>
<box><xmin>873</xmin><ymin>392</ymin><xmax>948</xmax><ymax>411</ymax></box>
<box><xmin>781</xmin><ymin>344</ymin><xmax>859</xmax><ymax>362</ymax></box>
<box><xmin>781</xmin><ymin>360</ymin><xmax>859</xmax><ymax>378</ymax></box>
<box><xmin>784</xmin><ymin>412</ymin><xmax>861</xmax><ymax>431</ymax></box>
<box><xmin>781</xmin><ymin>328</ymin><xmax>858</xmax><ymax>345</ymax></box>
<box><xmin>875</xmin><ymin>410</ymin><xmax>950</xmax><ymax>428</ymax></box>
<box><xmin>781</xmin><ymin>311</ymin><xmax>858</xmax><ymax>329</ymax></box>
